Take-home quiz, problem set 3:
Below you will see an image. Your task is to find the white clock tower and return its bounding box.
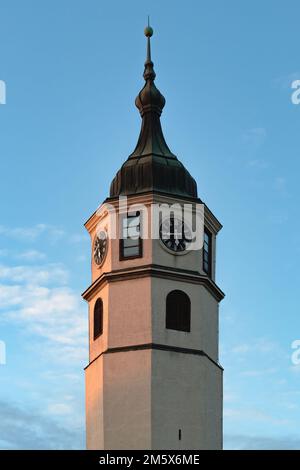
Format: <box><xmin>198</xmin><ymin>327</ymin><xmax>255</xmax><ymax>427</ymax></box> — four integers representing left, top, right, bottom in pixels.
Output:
<box><xmin>82</xmin><ymin>25</ymin><xmax>224</xmax><ymax>450</ymax></box>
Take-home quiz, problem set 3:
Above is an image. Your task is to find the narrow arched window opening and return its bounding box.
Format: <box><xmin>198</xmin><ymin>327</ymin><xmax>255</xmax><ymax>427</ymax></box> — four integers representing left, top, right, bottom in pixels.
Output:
<box><xmin>94</xmin><ymin>298</ymin><xmax>103</xmax><ymax>340</ymax></box>
<box><xmin>166</xmin><ymin>290</ymin><xmax>191</xmax><ymax>332</ymax></box>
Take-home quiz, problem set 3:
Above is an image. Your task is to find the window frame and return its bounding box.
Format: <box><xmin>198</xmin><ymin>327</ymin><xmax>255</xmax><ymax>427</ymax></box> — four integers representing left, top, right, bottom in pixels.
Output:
<box><xmin>119</xmin><ymin>211</ymin><xmax>143</xmax><ymax>261</ymax></box>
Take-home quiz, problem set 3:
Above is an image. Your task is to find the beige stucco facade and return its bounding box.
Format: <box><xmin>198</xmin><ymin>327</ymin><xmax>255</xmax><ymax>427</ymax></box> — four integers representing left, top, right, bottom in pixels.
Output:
<box><xmin>83</xmin><ymin>194</ymin><xmax>224</xmax><ymax>450</ymax></box>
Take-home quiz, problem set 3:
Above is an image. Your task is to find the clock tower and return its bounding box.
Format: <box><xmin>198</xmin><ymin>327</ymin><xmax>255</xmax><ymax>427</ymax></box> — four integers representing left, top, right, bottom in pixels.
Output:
<box><xmin>82</xmin><ymin>25</ymin><xmax>224</xmax><ymax>450</ymax></box>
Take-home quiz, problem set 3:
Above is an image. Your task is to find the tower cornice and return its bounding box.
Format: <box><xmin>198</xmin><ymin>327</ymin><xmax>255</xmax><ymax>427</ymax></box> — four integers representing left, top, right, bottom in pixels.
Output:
<box><xmin>85</xmin><ymin>343</ymin><xmax>224</xmax><ymax>372</ymax></box>
<box><xmin>82</xmin><ymin>263</ymin><xmax>225</xmax><ymax>303</ymax></box>
<box><xmin>85</xmin><ymin>192</ymin><xmax>222</xmax><ymax>234</ymax></box>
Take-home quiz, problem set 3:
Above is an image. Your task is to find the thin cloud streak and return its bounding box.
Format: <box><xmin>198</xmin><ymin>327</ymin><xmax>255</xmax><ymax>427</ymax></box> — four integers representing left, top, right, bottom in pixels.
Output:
<box><xmin>0</xmin><ymin>401</ymin><xmax>84</xmax><ymax>450</ymax></box>
<box><xmin>224</xmin><ymin>433</ymin><xmax>300</xmax><ymax>450</ymax></box>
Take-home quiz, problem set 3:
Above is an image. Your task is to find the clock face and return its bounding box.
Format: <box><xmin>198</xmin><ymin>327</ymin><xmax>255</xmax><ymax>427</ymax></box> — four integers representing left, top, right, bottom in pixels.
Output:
<box><xmin>93</xmin><ymin>231</ymin><xmax>108</xmax><ymax>266</ymax></box>
<box><xmin>160</xmin><ymin>217</ymin><xmax>192</xmax><ymax>253</ymax></box>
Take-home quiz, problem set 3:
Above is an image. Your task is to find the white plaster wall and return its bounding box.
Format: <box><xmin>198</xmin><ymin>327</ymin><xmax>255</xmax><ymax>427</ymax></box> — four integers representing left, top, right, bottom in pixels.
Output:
<box><xmin>151</xmin><ymin>278</ymin><xmax>219</xmax><ymax>362</ymax></box>
<box><xmin>103</xmin><ymin>349</ymin><xmax>152</xmax><ymax>449</ymax></box>
<box><xmin>85</xmin><ymin>356</ymin><xmax>104</xmax><ymax>449</ymax></box>
<box><xmin>85</xmin><ymin>194</ymin><xmax>222</xmax><ymax>450</ymax></box>
<box><xmin>89</xmin><ymin>284</ymin><xmax>109</xmax><ymax>363</ymax></box>
<box><xmin>151</xmin><ymin>349</ymin><xmax>222</xmax><ymax>450</ymax></box>
<box><xmin>107</xmin><ymin>277</ymin><xmax>152</xmax><ymax>349</ymax></box>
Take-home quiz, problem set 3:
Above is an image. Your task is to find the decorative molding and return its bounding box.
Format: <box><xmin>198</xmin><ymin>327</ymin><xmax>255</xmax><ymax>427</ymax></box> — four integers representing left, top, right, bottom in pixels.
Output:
<box><xmin>82</xmin><ymin>263</ymin><xmax>225</xmax><ymax>302</ymax></box>
<box><xmin>85</xmin><ymin>342</ymin><xmax>224</xmax><ymax>371</ymax></box>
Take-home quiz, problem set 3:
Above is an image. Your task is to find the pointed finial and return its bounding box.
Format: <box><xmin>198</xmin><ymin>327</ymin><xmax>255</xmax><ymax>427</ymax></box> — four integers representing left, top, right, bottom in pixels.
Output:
<box><xmin>144</xmin><ymin>16</ymin><xmax>153</xmax><ymax>38</ymax></box>
<box><xmin>135</xmin><ymin>20</ymin><xmax>165</xmax><ymax>117</ymax></box>
<box><xmin>143</xmin><ymin>19</ymin><xmax>155</xmax><ymax>81</ymax></box>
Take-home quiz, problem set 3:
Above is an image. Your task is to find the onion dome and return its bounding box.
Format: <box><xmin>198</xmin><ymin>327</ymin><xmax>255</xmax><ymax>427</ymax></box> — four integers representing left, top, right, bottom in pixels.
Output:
<box><xmin>109</xmin><ymin>24</ymin><xmax>198</xmax><ymax>199</ymax></box>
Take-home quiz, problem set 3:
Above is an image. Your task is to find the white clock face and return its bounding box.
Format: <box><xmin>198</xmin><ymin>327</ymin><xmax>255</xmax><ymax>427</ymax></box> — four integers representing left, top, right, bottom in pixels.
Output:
<box><xmin>159</xmin><ymin>217</ymin><xmax>192</xmax><ymax>253</ymax></box>
<box><xmin>93</xmin><ymin>231</ymin><xmax>108</xmax><ymax>266</ymax></box>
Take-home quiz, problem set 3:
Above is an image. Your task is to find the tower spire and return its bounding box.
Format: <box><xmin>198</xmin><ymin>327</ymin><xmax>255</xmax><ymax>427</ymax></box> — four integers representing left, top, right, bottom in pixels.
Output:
<box><xmin>144</xmin><ymin>19</ymin><xmax>155</xmax><ymax>81</ymax></box>
<box><xmin>109</xmin><ymin>23</ymin><xmax>198</xmax><ymax>199</ymax></box>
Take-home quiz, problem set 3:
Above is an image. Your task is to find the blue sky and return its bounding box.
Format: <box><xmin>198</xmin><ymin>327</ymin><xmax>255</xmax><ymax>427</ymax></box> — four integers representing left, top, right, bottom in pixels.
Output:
<box><xmin>0</xmin><ymin>0</ymin><xmax>300</xmax><ymax>449</ymax></box>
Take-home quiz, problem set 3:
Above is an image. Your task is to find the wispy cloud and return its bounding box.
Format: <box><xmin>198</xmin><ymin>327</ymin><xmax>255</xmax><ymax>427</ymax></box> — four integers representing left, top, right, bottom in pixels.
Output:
<box><xmin>247</xmin><ymin>158</ymin><xmax>269</xmax><ymax>169</ymax></box>
<box><xmin>0</xmin><ymin>264</ymin><xmax>68</xmax><ymax>285</ymax></box>
<box><xmin>289</xmin><ymin>364</ymin><xmax>300</xmax><ymax>374</ymax></box>
<box><xmin>240</xmin><ymin>128</ymin><xmax>268</xmax><ymax>168</ymax></box>
<box><xmin>231</xmin><ymin>343</ymin><xmax>250</xmax><ymax>354</ymax></box>
<box><xmin>0</xmin><ymin>401</ymin><xmax>84</xmax><ymax>449</ymax></box>
<box><xmin>267</xmin><ymin>213</ymin><xmax>289</xmax><ymax>225</ymax></box>
<box><xmin>0</xmin><ymin>222</ymin><xmax>88</xmax><ymax>449</ymax></box>
<box><xmin>0</xmin><ymin>262</ymin><xmax>87</xmax><ymax>363</ymax></box>
<box><xmin>17</xmin><ymin>250</ymin><xmax>46</xmax><ymax>261</ymax></box>
<box><xmin>0</xmin><ymin>224</ymin><xmax>65</xmax><ymax>243</ymax></box>
<box><xmin>224</xmin><ymin>433</ymin><xmax>300</xmax><ymax>450</ymax></box>
<box><xmin>76</xmin><ymin>254</ymin><xmax>88</xmax><ymax>262</ymax></box>
<box><xmin>241</xmin><ymin>367</ymin><xmax>277</xmax><ymax>377</ymax></box>
<box><xmin>69</xmin><ymin>233</ymin><xmax>89</xmax><ymax>244</ymax></box>
<box><xmin>224</xmin><ymin>407</ymin><xmax>290</xmax><ymax>426</ymax></box>
<box><xmin>223</xmin><ymin>392</ymin><xmax>238</xmax><ymax>404</ymax></box>
<box><xmin>274</xmin><ymin>176</ymin><xmax>287</xmax><ymax>194</ymax></box>
<box><xmin>47</xmin><ymin>403</ymin><xmax>73</xmax><ymax>416</ymax></box>
<box><xmin>231</xmin><ymin>338</ymin><xmax>279</xmax><ymax>356</ymax></box>
<box><xmin>242</xmin><ymin>127</ymin><xmax>267</xmax><ymax>148</ymax></box>
<box><xmin>41</xmin><ymin>371</ymin><xmax>81</xmax><ymax>383</ymax></box>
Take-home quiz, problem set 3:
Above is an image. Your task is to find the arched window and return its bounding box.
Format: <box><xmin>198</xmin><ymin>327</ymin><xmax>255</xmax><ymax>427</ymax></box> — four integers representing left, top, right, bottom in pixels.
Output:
<box><xmin>93</xmin><ymin>298</ymin><xmax>103</xmax><ymax>340</ymax></box>
<box><xmin>166</xmin><ymin>290</ymin><xmax>191</xmax><ymax>332</ymax></box>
